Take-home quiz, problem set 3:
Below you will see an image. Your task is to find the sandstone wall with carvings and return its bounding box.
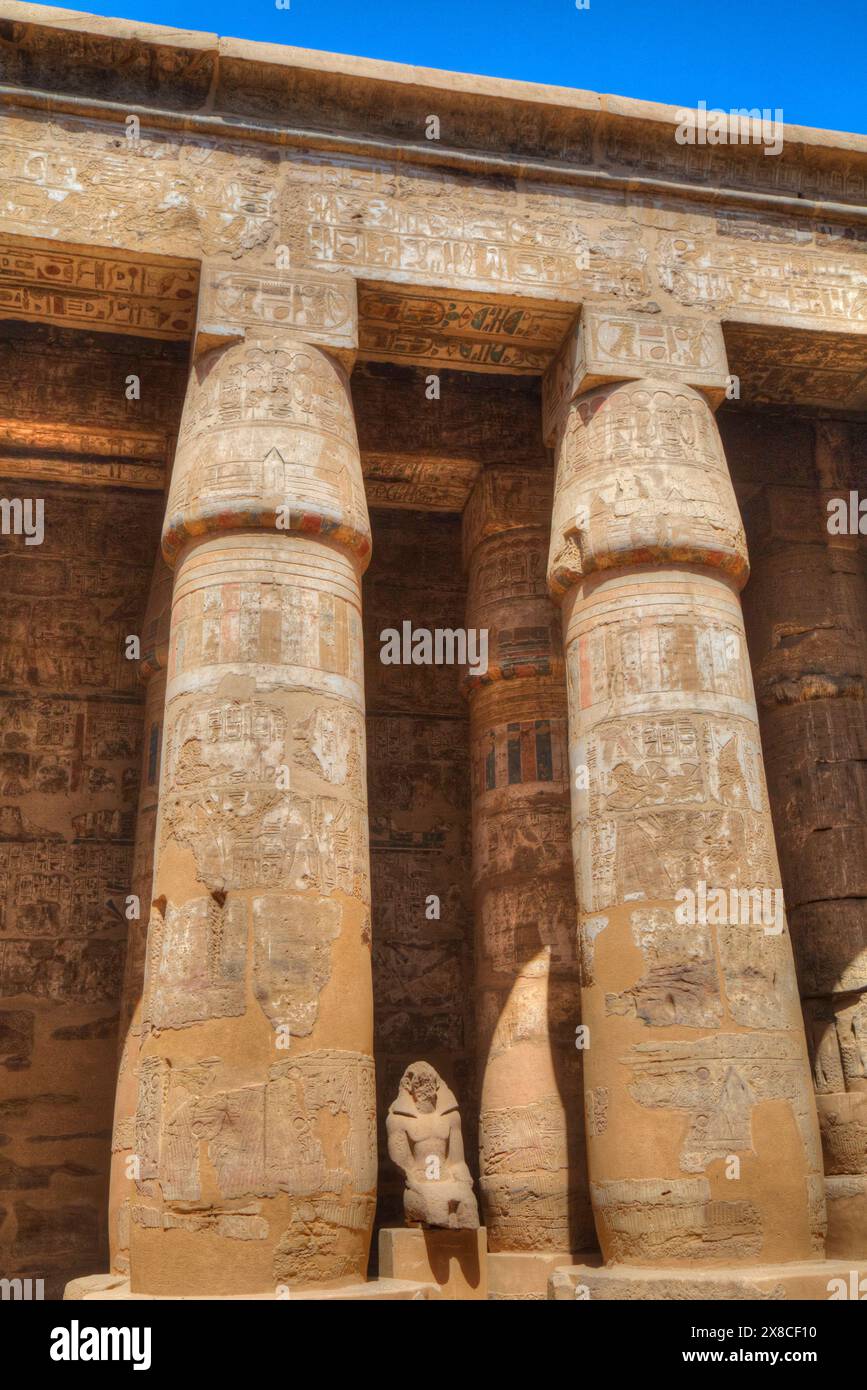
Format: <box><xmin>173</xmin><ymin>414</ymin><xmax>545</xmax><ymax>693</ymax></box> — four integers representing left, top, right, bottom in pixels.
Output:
<box><xmin>724</xmin><ymin>407</ymin><xmax>867</xmax><ymax>1255</ymax></box>
<box><xmin>0</xmin><ymin>480</ymin><xmax>161</xmax><ymax>1296</ymax></box>
<box><xmin>362</xmin><ymin>508</ymin><xmax>477</xmax><ymax>1246</ymax></box>
<box><xmin>1</xmin><ymin>1</ymin><xmax>867</xmax><ymax>1301</ymax></box>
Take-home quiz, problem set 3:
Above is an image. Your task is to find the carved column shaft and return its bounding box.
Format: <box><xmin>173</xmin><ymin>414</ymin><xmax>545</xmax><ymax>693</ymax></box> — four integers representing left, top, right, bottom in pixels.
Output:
<box><xmin>544</xmin><ymin>312</ymin><xmax>825</xmax><ymax>1269</ymax></box>
<box><xmin>109</xmin><ymin>558</ymin><xmax>172</xmax><ymax>1275</ymax></box>
<box><xmin>463</xmin><ymin>466</ymin><xmax>592</xmax><ymax>1254</ymax></box>
<box><xmin>741</xmin><ymin>420</ymin><xmax>867</xmax><ymax>1258</ymax></box>
<box><xmin>129</xmin><ymin>317</ymin><xmax>376</xmax><ymax>1296</ymax></box>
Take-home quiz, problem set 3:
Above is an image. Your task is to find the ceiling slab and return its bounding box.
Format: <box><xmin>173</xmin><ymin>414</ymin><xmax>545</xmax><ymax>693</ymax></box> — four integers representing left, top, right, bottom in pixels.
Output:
<box><xmin>724</xmin><ymin>321</ymin><xmax>867</xmax><ymax>411</ymax></box>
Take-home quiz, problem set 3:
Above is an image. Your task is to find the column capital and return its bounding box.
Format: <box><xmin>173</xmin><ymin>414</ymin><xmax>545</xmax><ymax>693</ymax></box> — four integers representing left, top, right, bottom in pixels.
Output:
<box><xmin>462</xmin><ymin>465</ymin><xmax>562</xmax><ymax>692</ymax></box>
<box><xmin>193</xmin><ymin>262</ymin><xmax>358</xmax><ymax>370</ymax></box>
<box><xmin>542</xmin><ymin>305</ymin><xmax>729</xmax><ymax>445</ymax></box>
<box><xmin>163</xmin><ymin>335</ymin><xmax>371</xmax><ymax>569</ymax></box>
<box><xmin>461</xmin><ymin>466</ymin><xmax>553</xmax><ymax>566</ymax></box>
<box><xmin>546</xmin><ymin>376</ymin><xmax>749</xmax><ymax>601</ymax></box>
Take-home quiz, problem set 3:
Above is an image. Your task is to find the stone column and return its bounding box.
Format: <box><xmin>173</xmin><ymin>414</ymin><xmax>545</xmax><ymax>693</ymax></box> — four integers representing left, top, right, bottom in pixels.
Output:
<box><xmin>462</xmin><ymin>466</ymin><xmax>593</xmax><ymax>1279</ymax></box>
<box><xmin>108</xmin><ymin>557</ymin><xmax>172</xmax><ymax>1275</ymax></box>
<box><xmin>129</xmin><ymin>271</ymin><xmax>377</xmax><ymax>1297</ymax></box>
<box><xmin>740</xmin><ymin>420</ymin><xmax>867</xmax><ymax>1259</ymax></box>
<box><xmin>543</xmin><ymin>309</ymin><xmax>825</xmax><ymax>1285</ymax></box>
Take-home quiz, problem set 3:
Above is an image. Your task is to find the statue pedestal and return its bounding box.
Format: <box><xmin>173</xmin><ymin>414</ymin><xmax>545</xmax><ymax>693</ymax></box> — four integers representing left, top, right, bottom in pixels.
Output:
<box><xmin>487</xmin><ymin>1251</ymin><xmax>580</xmax><ymax>1301</ymax></box>
<box><xmin>379</xmin><ymin>1227</ymin><xmax>488</xmax><ymax>1300</ymax></box>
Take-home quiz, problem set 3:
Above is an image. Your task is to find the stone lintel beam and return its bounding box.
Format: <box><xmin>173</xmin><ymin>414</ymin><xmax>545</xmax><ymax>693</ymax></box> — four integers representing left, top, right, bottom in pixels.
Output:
<box><xmin>542</xmin><ymin>305</ymin><xmax>730</xmax><ymax>446</ymax></box>
<box><xmin>193</xmin><ymin>264</ymin><xmax>358</xmax><ymax>370</ymax></box>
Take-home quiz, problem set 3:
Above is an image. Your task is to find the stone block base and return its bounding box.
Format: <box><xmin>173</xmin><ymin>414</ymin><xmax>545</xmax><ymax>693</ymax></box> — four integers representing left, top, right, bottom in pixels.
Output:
<box><xmin>825</xmin><ymin>1176</ymin><xmax>867</xmax><ymax>1259</ymax></box>
<box><xmin>549</xmin><ymin>1259</ymin><xmax>867</xmax><ymax>1301</ymax></box>
<box><xmin>65</xmin><ymin>1274</ymin><xmax>436</xmax><ymax>1301</ymax></box>
<box><xmin>378</xmin><ymin>1227</ymin><xmax>487</xmax><ymax>1299</ymax></box>
<box><xmin>487</xmin><ymin>1250</ymin><xmax>585</xmax><ymax>1300</ymax></box>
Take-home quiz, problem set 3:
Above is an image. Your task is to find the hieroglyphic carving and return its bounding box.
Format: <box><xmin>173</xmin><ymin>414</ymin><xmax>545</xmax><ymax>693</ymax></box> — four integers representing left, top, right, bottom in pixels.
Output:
<box><xmin>543</xmin><ymin>307</ymin><xmax>728</xmax><ymax>440</ymax></box>
<box><xmin>591</xmin><ymin>1177</ymin><xmax>763</xmax><ymax>1263</ymax></box>
<box><xmin>579</xmin><ymin>714</ymin><xmax>776</xmax><ymax>914</ymax></box>
<box><xmin>196</xmin><ymin>267</ymin><xmax>357</xmax><ymax>365</ymax></box>
<box><xmin>464</xmin><ymin>464</ymin><xmax>590</xmax><ymax>1254</ymax></box>
<box><xmin>724</xmin><ymin>322</ymin><xmax>867</xmax><ymax>410</ymax></box>
<box><xmin>0</xmin><ymin>234</ymin><xmax>199</xmax><ymax>339</ymax></box>
<box><xmin>605</xmin><ymin>907</ymin><xmax>722</xmax><ymax>1029</ymax></box>
<box><xmin>358</xmin><ymin>283</ymin><xmax>574</xmax><ymax>375</ymax></box>
<box><xmin>0</xmin><ymin>115</ymin><xmax>278</xmax><ymax>260</ymax></box>
<box><xmin>549</xmin><ymin>357</ymin><xmax>824</xmax><ymax>1269</ymax></box>
<box><xmin>362</xmin><ymin>508</ymin><xmax>476</xmax><ymax>1231</ymax></box>
<box><xmin>737</xmin><ymin>433</ymin><xmax>867</xmax><ymax>1259</ymax></box>
<box><xmin>164</xmin><ymin>342</ymin><xmax>368</xmax><ymax>563</ymax></box>
<box><xmin>361</xmin><ymin>453</ymin><xmax>480</xmax><ymax>512</ymax></box>
<box><xmin>286</xmin><ymin>161</ymin><xmax>639</xmax><ymax>298</ymax></box>
<box><xmin>133</xmin><ymin>1049</ymin><xmax>378</xmax><ymax>1280</ymax></box>
<box><xmin>144</xmin><ymin>896</ymin><xmax>247</xmax><ymax>1030</ymax></box>
<box><xmin>659</xmin><ymin>232</ymin><xmax>867</xmax><ymax>330</ymax></box>
<box><xmin>130</xmin><ymin>330</ymin><xmax>375</xmax><ymax>1295</ymax></box>
<box><xmin>252</xmin><ymin>894</ymin><xmax>342</xmax><ymax>1033</ymax></box>
<box><xmin>0</xmin><ymin>323</ymin><xmax>187</xmax><ymax>489</ymax></box>
<box><xmin>548</xmin><ymin>379</ymin><xmax>748</xmax><ymax>592</ymax></box>
<box><xmin>0</xmin><ymin>478</ymin><xmax>159</xmax><ymax>1293</ymax></box>
<box><xmin>626</xmin><ymin>1033</ymin><xmax>824</xmax><ymax>1186</ymax></box>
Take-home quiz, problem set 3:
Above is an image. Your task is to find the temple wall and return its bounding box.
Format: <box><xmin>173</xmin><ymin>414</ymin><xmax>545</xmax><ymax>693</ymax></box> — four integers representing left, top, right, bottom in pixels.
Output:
<box><xmin>0</xmin><ymin>482</ymin><xmax>161</xmax><ymax>1296</ymax></box>
<box><xmin>723</xmin><ymin>409</ymin><xmax>867</xmax><ymax>1255</ymax></box>
<box><xmin>1</xmin><ymin>2</ymin><xmax>866</xmax><ymax>1303</ymax></box>
<box><xmin>362</xmin><ymin>508</ymin><xmax>477</xmax><ymax>1247</ymax></box>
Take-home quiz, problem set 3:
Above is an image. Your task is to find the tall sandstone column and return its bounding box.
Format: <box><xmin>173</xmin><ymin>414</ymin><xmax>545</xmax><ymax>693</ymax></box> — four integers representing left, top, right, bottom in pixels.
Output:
<box><xmin>740</xmin><ymin>418</ymin><xmax>867</xmax><ymax>1259</ymax></box>
<box><xmin>109</xmin><ymin>558</ymin><xmax>172</xmax><ymax>1275</ymax></box>
<box><xmin>463</xmin><ymin>466</ymin><xmax>593</xmax><ymax>1280</ymax></box>
<box><xmin>543</xmin><ymin>309</ymin><xmax>825</xmax><ymax>1281</ymax></box>
<box><xmin>129</xmin><ymin>271</ymin><xmax>376</xmax><ymax>1296</ymax></box>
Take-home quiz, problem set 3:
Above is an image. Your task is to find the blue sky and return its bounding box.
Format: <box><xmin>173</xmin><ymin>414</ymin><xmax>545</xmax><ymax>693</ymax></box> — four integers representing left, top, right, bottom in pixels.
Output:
<box><xmin>37</xmin><ymin>0</ymin><xmax>867</xmax><ymax>135</ymax></box>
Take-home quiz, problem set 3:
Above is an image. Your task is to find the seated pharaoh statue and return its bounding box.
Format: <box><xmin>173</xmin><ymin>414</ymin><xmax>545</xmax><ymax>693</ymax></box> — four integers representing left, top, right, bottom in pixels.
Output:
<box><xmin>387</xmin><ymin>1062</ymin><xmax>480</xmax><ymax>1229</ymax></box>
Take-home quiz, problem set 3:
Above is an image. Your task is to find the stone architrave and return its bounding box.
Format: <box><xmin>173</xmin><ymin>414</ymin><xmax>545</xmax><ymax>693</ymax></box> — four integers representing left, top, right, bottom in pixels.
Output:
<box><xmin>108</xmin><ymin>557</ymin><xmax>172</xmax><ymax>1276</ymax></box>
<box><xmin>128</xmin><ymin>272</ymin><xmax>377</xmax><ymax>1296</ymax></box>
<box><xmin>462</xmin><ymin>465</ymin><xmax>593</xmax><ymax>1256</ymax></box>
<box><xmin>544</xmin><ymin>308</ymin><xmax>827</xmax><ymax>1275</ymax></box>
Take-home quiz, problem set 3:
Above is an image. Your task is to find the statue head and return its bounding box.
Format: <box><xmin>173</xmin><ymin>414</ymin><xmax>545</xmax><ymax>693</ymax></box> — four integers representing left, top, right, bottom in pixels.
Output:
<box><xmin>399</xmin><ymin>1061</ymin><xmax>440</xmax><ymax>1112</ymax></box>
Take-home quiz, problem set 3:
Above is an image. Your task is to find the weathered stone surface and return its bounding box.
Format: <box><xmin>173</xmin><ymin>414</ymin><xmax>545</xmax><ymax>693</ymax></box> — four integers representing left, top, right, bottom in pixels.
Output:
<box><xmin>359</xmin><ymin>503</ymin><xmax>478</xmax><ymax>1238</ymax></box>
<box><xmin>386</xmin><ymin>1062</ymin><xmax>479</xmax><ymax>1229</ymax></box>
<box><xmin>108</xmin><ymin>558</ymin><xmax>172</xmax><ymax>1276</ymax></box>
<box><xmin>463</xmin><ymin>465</ymin><xmax>592</xmax><ymax>1255</ymax></box>
<box><xmin>379</xmin><ymin>1225</ymin><xmax>487</xmax><ymax>1299</ymax></box>
<box><xmin>550</xmin><ymin>1258</ymin><xmax>867</xmax><ymax>1301</ymax></box>
<box><xmin>129</xmin><ymin>328</ymin><xmax>377</xmax><ymax>1296</ymax></box>
<box><xmin>547</xmin><ymin>346</ymin><xmax>826</xmax><ymax>1270</ymax></box>
<box><xmin>1</xmin><ymin>1</ymin><xmax>866</xmax><ymax>1302</ymax></box>
<box><xmin>0</xmin><ymin>477</ymin><xmax>162</xmax><ymax>1296</ymax></box>
<box><xmin>738</xmin><ymin>413</ymin><xmax>867</xmax><ymax>1259</ymax></box>
<box><xmin>543</xmin><ymin>308</ymin><xmax>729</xmax><ymax>443</ymax></box>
